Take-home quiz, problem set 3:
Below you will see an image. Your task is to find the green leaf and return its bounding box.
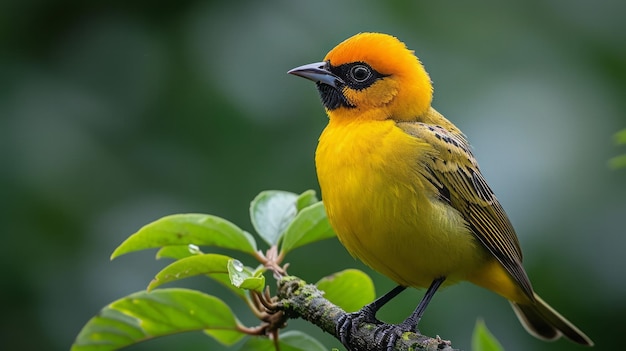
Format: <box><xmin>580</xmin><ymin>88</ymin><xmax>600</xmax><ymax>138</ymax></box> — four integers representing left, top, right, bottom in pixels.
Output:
<box><xmin>472</xmin><ymin>319</ymin><xmax>504</xmax><ymax>351</ymax></box>
<box><xmin>238</xmin><ymin>330</ymin><xmax>326</xmax><ymax>351</ymax></box>
<box><xmin>154</xmin><ymin>249</ymin><xmax>247</xmax><ymax>299</ymax></box>
<box><xmin>316</xmin><ymin>269</ymin><xmax>375</xmax><ymax>313</ymax></box>
<box><xmin>156</xmin><ymin>244</ymin><xmax>203</xmax><ymax>260</ymax></box>
<box><xmin>280</xmin><ymin>202</ymin><xmax>336</xmax><ymax>255</ymax></box>
<box><xmin>204</xmin><ymin>328</ymin><xmax>247</xmax><ymax>346</ymax></box>
<box><xmin>111</xmin><ymin>214</ymin><xmax>257</xmax><ymax>259</ymax></box>
<box><xmin>609</xmin><ymin>154</ymin><xmax>626</xmax><ymax>169</ymax></box>
<box><xmin>250</xmin><ymin>190</ymin><xmax>299</xmax><ymax>246</ymax></box>
<box><xmin>208</xmin><ymin>272</ymin><xmax>247</xmax><ymax>300</ymax></box>
<box><xmin>296</xmin><ymin>190</ymin><xmax>319</xmax><ymax>212</ymax></box>
<box><xmin>614</xmin><ymin>129</ymin><xmax>626</xmax><ymax>145</ymax></box>
<box><xmin>148</xmin><ymin>253</ymin><xmax>231</xmax><ymax>291</ymax></box>
<box><xmin>71</xmin><ymin>289</ymin><xmax>245</xmax><ymax>351</ymax></box>
<box><xmin>227</xmin><ymin>259</ymin><xmax>265</xmax><ymax>292</ymax></box>
<box><xmin>610</xmin><ymin>129</ymin><xmax>626</xmax><ymax>169</ymax></box>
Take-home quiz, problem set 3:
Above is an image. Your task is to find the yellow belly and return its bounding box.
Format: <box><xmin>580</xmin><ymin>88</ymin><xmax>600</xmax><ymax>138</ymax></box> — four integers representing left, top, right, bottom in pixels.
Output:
<box><xmin>316</xmin><ymin>119</ymin><xmax>487</xmax><ymax>288</ymax></box>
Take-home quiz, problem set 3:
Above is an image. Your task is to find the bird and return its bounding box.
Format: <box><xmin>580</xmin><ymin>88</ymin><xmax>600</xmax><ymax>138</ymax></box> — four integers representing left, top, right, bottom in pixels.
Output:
<box><xmin>288</xmin><ymin>32</ymin><xmax>593</xmax><ymax>349</ymax></box>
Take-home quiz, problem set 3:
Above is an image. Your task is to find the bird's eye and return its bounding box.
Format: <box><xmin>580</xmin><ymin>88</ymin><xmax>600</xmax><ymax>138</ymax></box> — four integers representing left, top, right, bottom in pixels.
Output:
<box><xmin>349</xmin><ymin>65</ymin><xmax>372</xmax><ymax>83</ymax></box>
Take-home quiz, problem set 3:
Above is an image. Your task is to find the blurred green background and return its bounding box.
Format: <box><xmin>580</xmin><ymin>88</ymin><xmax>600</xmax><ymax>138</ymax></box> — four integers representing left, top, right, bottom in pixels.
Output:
<box><xmin>1</xmin><ymin>0</ymin><xmax>624</xmax><ymax>350</ymax></box>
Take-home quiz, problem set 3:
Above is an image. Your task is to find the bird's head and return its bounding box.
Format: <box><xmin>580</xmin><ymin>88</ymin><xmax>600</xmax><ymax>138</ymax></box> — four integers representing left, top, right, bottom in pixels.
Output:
<box><xmin>289</xmin><ymin>32</ymin><xmax>433</xmax><ymax>122</ymax></box>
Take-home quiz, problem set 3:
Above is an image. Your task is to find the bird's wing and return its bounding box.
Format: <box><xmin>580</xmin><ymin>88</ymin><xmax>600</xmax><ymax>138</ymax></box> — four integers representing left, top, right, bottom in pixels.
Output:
<box><xmin>397</xmin><ymin>119</ymin><xmax>534</xmax><ymax>299</ymax></box>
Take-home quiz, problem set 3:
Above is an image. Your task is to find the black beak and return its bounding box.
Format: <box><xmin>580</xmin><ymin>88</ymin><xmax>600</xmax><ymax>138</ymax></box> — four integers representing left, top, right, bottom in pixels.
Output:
<box><xmin>288</xmin><ymin>61</ymin><xmax>344</xmax><ymax>88</ymax></box>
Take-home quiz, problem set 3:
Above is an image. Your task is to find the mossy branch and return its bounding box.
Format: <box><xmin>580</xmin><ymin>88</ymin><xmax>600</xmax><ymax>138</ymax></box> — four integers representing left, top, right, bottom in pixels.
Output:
<box><xmin>276</xmin><ymin>276</ymin><xmax>459</xmax><ymax>351</ymax></box>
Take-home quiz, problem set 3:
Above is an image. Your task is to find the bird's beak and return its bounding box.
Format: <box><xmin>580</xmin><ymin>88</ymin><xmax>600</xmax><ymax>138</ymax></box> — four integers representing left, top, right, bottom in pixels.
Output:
<box><xmin>288</xmin><ymin>61</ymin><xmax>344</xmax><ymax>88</ymax></box>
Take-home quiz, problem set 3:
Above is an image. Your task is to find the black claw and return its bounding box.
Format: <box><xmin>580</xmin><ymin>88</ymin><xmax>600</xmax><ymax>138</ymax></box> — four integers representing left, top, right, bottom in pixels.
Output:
<box><xmin>337</xmin><ymin>305</ymin><xmax>382</xmax><ymax>350</ymax></box>
<box><xmin>372</xmin><ymin>321</ymin><xmax>417</xmax><ymax>351</ymax></box>
<box><xmin>372</xmin><ymin>324</ymin><xmax>396</xmax><ymax>350</ymax></box>
<box><xmin>386</xmin><ymin>331</ymin><xmax>399</xmax><ymax>351</ymax></box>
<box><xmin>339</xmin><ymin>313</ymin><xmax>421</xmax><ymax>351</ymax></box>
<box><xmin>336</xmin><ymin>313</ymin><xmax>352</xmax><ymax>347</ymax></box>
<box><xmin>336</xmin><ymin>285</ymin><xmax>409</xmax><ymax>350</ymax></box>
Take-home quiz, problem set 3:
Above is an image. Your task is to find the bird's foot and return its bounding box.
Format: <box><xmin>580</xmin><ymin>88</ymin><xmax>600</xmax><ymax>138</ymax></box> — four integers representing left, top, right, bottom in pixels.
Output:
<box><xmin>373</xmin><ymin>318</ymin><xmax>420</xmax><ymax>351</ymax></box>
<box><xmin>337</xmin><ymin>308</ymin><xmax>422</xmax><ymax>351</ymax></box>
<box><xmin>336</xmin><ymin>305</ymin><xmax>381</xmax><ymax>350</ymax></box>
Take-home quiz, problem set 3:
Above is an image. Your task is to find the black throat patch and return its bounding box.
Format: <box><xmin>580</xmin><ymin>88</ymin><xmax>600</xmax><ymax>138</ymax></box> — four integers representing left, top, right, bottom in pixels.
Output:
<box><xmin>316</xmin><ymin>82</ymin><xmax>353</xmax><ymax>110</ymax></box>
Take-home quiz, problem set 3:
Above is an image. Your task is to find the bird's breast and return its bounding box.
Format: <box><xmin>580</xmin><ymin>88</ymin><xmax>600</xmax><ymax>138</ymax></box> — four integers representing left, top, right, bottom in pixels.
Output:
<box><xmin>315</xmin><ymin>119</ymin><xmax>484</xmax><ymax>288</ymax></box>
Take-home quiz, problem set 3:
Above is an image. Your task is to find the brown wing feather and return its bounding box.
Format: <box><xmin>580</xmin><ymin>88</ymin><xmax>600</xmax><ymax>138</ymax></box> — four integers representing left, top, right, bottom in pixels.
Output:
<box><xmin>397</xmin><ymin>114</ymin><xmax>534</xmax><ymax>299</ymax></box>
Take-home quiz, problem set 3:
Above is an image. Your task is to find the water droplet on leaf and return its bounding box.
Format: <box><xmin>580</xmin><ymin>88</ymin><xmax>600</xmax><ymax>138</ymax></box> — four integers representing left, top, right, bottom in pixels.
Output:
<box><xmin>232</xmin><ymin>259</ymin><xmax>244</xmax><ymax>272</ymax></box>
<box><xmin>188</xmin><ymin>244</ymin><xmax>201</xmax><ymax>254</ymax></box>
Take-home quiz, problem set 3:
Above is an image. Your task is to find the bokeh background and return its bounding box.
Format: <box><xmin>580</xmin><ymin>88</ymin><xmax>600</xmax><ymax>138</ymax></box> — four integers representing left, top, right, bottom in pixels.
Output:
<box><xmin>1</xmin><ymin>1</ymin><xmax>624</xmax><ymax>350</ymax></box>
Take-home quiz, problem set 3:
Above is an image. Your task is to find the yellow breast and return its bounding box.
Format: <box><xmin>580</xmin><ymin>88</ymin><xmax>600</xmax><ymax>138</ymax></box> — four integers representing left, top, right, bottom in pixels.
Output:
<box><xmin>316</xmin><ymin>118</ymin><xmax>486</xmax><ymax>288</ymax></box>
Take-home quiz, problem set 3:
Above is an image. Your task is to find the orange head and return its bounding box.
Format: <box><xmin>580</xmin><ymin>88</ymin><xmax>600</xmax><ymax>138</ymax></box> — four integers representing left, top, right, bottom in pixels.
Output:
<box><xmin>289</xmin><ymin>32</ymin><xmax>433</xmax><ymax>122</ymax></box>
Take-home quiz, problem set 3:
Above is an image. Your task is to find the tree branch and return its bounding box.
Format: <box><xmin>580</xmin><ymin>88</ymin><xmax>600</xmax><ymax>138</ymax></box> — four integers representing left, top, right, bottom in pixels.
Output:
<box><xmin>276</xmin><ymin>276</ymin><xmax>459</xmax><ymax>351</ymax></box>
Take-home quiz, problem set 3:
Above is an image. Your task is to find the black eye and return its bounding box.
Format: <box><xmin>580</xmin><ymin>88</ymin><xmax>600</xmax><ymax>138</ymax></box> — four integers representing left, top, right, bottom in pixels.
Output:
<box><xmin>349</xmin><ymin>65</ymin><xmax>372</xmax><ymax>83</ymax></box>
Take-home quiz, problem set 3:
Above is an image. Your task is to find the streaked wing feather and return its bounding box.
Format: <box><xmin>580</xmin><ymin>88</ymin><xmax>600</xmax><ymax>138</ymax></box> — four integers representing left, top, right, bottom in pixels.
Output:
<box><xmin>397</xmin><ymin>119</ymin><xmax>534</xmax><ymax>299</ymax></box>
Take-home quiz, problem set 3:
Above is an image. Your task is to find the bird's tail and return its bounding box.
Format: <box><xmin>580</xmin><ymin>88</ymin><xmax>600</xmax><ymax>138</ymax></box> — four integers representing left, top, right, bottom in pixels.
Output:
<box><xmin>510</xmin><ymin>294</ymin><xmax>593</xmax><ymax>346</ymax></box>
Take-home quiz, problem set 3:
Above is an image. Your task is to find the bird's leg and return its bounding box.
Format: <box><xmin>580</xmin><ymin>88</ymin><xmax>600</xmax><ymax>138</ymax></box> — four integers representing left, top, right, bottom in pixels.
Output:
<box><xmin>337</xmin><ymin>285</ymin><xmax>407</xmax><ymax>349</ymax></box>
<box><xmin>399</xmin><ymin>276</ymin><xmax>446</xmax><ymax>331</ymax></box>
<box><xmin>375</xmin><ymin>277</ymin><xmax>446</xmax><ymax>351</ymax></box>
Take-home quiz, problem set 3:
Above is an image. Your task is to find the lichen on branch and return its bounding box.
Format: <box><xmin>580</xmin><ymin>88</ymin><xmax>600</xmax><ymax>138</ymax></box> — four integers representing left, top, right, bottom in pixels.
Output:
<box><xmin>276</xmin><ymin>276</ymin><xmax>458</xmax><ymax>351</ymax></box>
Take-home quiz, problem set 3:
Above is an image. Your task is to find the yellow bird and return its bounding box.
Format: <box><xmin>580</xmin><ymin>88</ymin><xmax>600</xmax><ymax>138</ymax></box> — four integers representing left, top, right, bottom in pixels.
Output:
<box><xmin>289</xmin><ymin>32</ymin><xmax>593</xmax><ymax>348</ymax></box>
